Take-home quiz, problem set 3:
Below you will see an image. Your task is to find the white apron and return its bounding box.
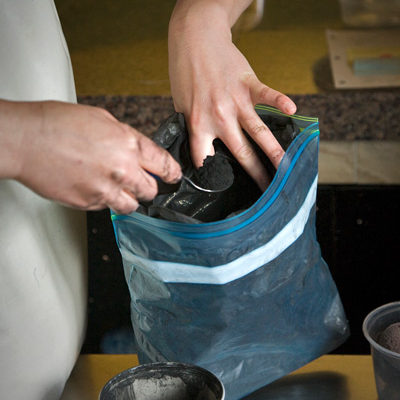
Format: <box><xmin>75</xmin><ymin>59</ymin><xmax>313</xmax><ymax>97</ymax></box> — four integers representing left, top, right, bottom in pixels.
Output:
<box><xmin>0</xmin><ymin>1</ymin><xmax>87</xmax><ymax>399</ymax></box>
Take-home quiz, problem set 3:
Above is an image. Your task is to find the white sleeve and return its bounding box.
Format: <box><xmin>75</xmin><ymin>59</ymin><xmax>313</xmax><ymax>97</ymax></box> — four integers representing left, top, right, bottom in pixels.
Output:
<box><xmin>0</xmin><ymin>0</ymin><xmax>76</xmax><ymax>102</ymax></box>
<box><xmin>0</xmin><ymin>2</ymin><xmax>87</xmax><ymax>400</ymax></box>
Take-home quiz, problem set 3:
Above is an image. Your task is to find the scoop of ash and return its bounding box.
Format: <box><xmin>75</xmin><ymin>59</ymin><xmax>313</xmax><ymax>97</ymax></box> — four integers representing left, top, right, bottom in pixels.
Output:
<box><xmin>192</xmin><ymin>153</ymin><xmax>234</xmax><ymax>191</ymax></box>
<box><xmin>378</xmin><ymin>322</ymin><xmax>400</xmax><ymax>354</ymax></box>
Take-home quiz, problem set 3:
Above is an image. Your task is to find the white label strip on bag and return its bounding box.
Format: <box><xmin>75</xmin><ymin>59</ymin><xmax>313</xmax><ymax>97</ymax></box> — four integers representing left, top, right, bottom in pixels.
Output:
<box><xmin>122</xmin><ymin>176</ymin><xmax>318</xmax><ymax>285</ymax></box>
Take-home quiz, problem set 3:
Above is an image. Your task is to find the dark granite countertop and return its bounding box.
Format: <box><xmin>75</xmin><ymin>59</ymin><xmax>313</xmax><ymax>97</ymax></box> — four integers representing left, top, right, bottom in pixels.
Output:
<box><xmin>78</xmin><ymin>91</ymin><xmax>400</xmax><ymax>141</ymax></box>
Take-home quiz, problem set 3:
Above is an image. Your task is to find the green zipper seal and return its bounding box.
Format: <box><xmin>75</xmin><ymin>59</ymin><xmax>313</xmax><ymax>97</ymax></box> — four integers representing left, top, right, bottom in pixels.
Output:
<box><xmin>255</xmin><ymin>104</ymin><xmax>318</xmax><ymax>123</ymax></box>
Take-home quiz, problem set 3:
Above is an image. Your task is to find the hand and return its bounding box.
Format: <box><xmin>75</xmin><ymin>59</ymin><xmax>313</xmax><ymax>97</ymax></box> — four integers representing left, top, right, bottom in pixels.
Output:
<box><xmin>0</xmin><ymin>100</ymin><xmax>181</xmax><ymax>213</ymax></box>
<box><xmin>168</xmin><ymin>1</ymin><xmax>296</xmax><ymax>190</ymax></box>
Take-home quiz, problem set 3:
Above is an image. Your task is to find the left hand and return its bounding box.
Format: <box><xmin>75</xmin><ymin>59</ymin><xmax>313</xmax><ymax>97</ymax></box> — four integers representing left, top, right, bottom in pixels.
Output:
<box><xmin>168</xmin><ymin>1</ymin><xmax>296</xmax><ymax>190</ymax></box>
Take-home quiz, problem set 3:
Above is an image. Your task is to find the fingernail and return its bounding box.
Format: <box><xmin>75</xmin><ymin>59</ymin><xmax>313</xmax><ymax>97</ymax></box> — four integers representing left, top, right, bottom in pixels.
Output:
<box><xmin>285</xmin><ymin>104</ymin><xmax>296</xmax><ymax>114</ymax></box>
<box><xmin>171</xmin><ymin>171</ymin><xmax>182</xmax><ymax>184</ymax></box>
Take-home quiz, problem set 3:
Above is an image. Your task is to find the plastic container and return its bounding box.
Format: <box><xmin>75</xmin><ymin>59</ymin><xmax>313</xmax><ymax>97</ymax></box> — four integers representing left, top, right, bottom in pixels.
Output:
<box><xmin>339</xmin><ymin>0</ymin><xmax>400</xmax><ymax>27</ymax></box>
<box><xmin>363</xmin><ymin>302</ymin><xmax>400</xmax><ymax>400</ymax></box>
<box><xmin>99</xmin><ymin>362</ymin><xmax>225</xmax><ymax>400</ymax></box>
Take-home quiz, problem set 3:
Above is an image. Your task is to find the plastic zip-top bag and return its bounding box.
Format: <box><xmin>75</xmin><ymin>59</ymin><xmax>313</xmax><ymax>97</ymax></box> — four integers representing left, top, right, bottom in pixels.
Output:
<box><xmin>111</xmin><ymin>106</ymin><xmax>349</xmax><ymax>399</ymax></box>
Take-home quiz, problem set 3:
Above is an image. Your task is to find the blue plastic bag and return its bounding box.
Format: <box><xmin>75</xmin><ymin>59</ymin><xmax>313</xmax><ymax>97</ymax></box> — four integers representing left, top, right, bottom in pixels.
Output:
<box><xmin>111</xmin><ymin>106</ymin><xmax>349</xmax><ymax>399</ymax></box>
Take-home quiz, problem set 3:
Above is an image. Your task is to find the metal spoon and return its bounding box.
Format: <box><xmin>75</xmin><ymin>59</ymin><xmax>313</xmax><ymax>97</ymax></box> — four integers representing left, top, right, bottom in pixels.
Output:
<box><xmin>181</xmin><ymin>175</ymin><xmax>232</xmax><ymax>193</ymax></box>
<box><xmin>150</xmin><ymin>172</ymin><xmax>232</xmax><ymax>193</ymax></box>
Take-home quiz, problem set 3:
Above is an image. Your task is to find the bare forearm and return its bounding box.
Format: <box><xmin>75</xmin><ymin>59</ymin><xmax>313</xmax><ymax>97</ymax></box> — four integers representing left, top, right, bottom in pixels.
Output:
<box><xmin>169</xmin><ymin>0</ymin><xmax>253</xmax><ymax>38</ymax></box>
<box><xmin>0</xmin><ymin>99</ymin><xmax>35</xmax><ymax>180</ymax></box>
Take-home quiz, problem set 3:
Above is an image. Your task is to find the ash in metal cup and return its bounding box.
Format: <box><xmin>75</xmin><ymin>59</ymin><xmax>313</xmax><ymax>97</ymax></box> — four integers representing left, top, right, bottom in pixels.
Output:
<box><xmin>99</xmin><ymin>362</ymin><xmax>225</xmax><ymax>400</ymax></box>
<box><xmin>363</xmin><ymin>302</ymin><xmax>400</xmax><ymax>400</ymax></box>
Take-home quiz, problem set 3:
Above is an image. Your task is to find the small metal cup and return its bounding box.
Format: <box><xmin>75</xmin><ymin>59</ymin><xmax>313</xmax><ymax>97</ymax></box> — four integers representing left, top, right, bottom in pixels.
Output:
<box><xmin>99</xmin><ymin>362</ymin><xmax>225</xmax><ymax>400</ymax></box>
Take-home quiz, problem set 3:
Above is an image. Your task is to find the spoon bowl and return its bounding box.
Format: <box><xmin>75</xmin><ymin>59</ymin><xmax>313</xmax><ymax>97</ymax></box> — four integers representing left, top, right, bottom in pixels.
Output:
<box><xmin>182</xmin><ymin>175</ymin><xmax>232</xmax><ymax>193</ymax></box>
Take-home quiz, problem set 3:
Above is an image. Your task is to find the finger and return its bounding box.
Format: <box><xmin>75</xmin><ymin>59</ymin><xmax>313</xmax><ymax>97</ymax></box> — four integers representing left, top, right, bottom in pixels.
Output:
<box><xmin>222</xmin><ymin>120</ymin><xmax>270</xmax><ymax>191</ymax></box>
<box><xmin>189</xmin><ymin>130</ymin><xmax>216</xmax><ymax>169</ymax></box>
<box><xmin>239</xmin><ymin>108</ymin><xmax>285</xmax><ymax>169</ymax></box>
<box><xmin>108</xmin><ymin>190</ymin><xmax>139</xmax><ymax>215</ymax></box>
<box><xmin>184</xmin><ymin>111</ymin><xmax>217</xmax><ymax>168</ymax></box>
<box><xmin>247</xmin><ymin>75</ymin><xmax>296</xmax><ymax>115</ymax></box>
<box><xmin>111</xmin><ymin>167</ymin><xmax>157</xmax><ymax>202</ymax></box>
<box><xmin>133</xmin><ymin>133</ymin><xmax>182</xmax><ymax>183</ymax></box>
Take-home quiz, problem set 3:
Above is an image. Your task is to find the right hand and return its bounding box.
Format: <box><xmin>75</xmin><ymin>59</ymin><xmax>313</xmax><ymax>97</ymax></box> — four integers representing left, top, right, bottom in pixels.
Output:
<box><xmin>8</xmin><ymin>100</ymin><xmax>182</xmax><ymax>214</ymax></box>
